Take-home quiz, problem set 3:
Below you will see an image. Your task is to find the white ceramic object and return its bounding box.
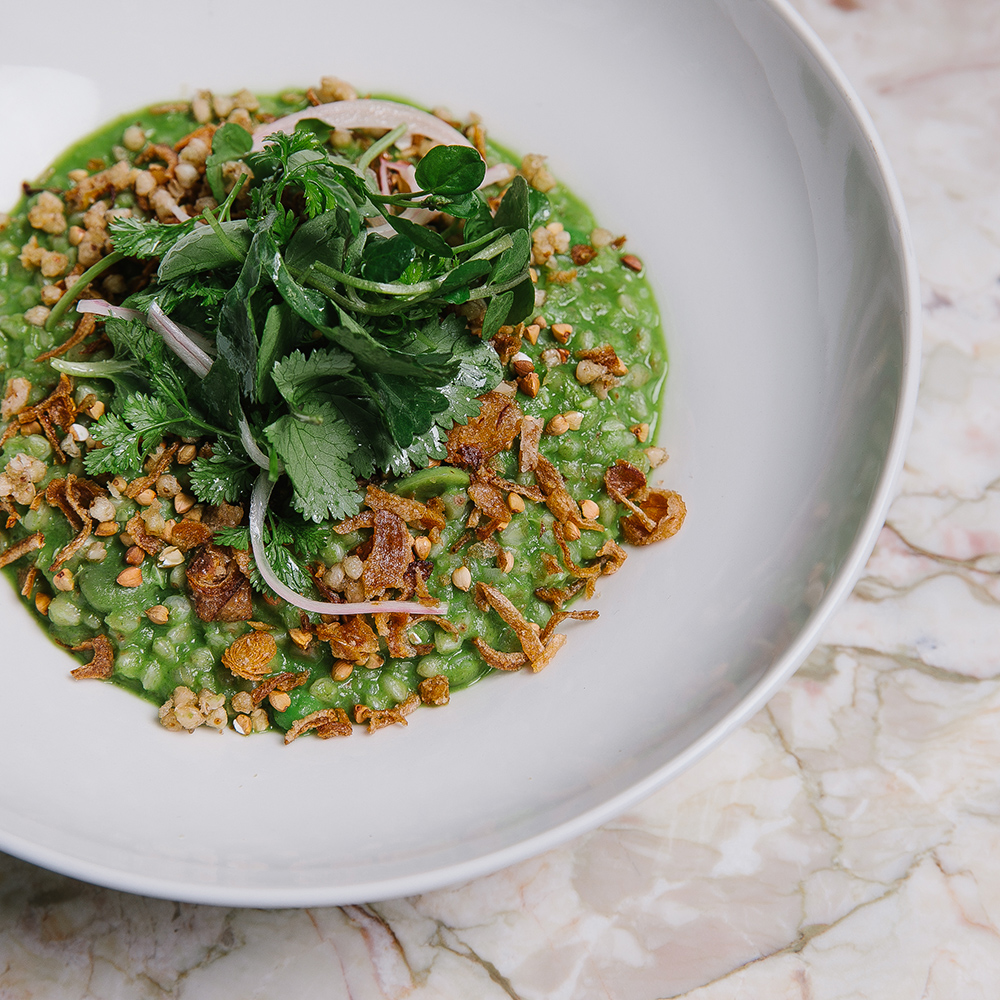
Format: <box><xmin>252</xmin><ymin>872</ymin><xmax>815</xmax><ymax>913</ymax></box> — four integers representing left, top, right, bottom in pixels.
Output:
<box><xmin>0</xmin><ymin>0</ymin><xmax>918</xmax><ymax>906</ymax></box>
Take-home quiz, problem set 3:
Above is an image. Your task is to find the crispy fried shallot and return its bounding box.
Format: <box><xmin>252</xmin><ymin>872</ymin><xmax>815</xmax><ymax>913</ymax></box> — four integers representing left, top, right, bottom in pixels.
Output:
<box><xmin>518</xmin><ymin>415</ymin><xmax>544</xmax><ymax>473</ymax></box>
<box><xmin>621</xmin><ymin>489</ymin><xmax>687</xmax><ymax>546</ymax></box>
<box><xmin>446</xmin><ymin>391</ymin><xmax>522</xmax><ymax>471</ymax></box>
<box><xmin>0</xmin><ymin>532</ymin><xmax>44</xmax><ymax>569</ymax></box>
<box><xmin>250</xmin><ymin>670</ymin><xmax>309</xmax><ymax>706</ymax></box>
<box><xmin>70</xmin><ymin>634</ymin><xmax>114</xmax><ymax>679</ymax></box>
<box><xmin>284</xmin><ymin>707</ymin><xmax>353</xmax><ymax>743</ymax></box>
<box><xmin>222</xmin><ymin>630</ymin><xmax>277</xmax><ymax>680</ymax></box>
<box><xmin>576</xmin><ymin>344</ymin><xmax>628</xmax><ymax>376</ymax></box>
<box><xmin>362</xmin><ymin>509</ymin><xmax>412</xmax><ymax>598</ymax></box>
<box><xmin>474</xmin><ymin>582</ymin><xmax>545</xmax><ymax>662</ymax></box>
<box><xmin>187</xmin><ymin>543</ymin><xmax>253</xmax><ymax>621</ymax></box>
<box><xmin>315</xmin><ymin>617</ymin><xmax>380</xmax><ymax>662</ymax></box>
<box><xmin>353</xmin><ymin>691</ymin><xmax>420</xmax><ymax>732</ymax></box>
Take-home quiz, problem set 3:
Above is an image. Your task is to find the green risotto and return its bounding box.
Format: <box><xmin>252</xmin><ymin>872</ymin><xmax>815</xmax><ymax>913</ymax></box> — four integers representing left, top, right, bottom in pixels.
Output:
<box><xmin>0</xmin><ymin>79</ymin><xmax>684</xmax><ymax>741</ymax></box>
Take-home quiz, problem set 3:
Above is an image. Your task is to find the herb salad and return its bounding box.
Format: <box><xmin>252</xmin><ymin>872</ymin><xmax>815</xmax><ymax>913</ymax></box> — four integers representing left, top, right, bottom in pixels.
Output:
<box><xmin>0</xmin><ymin>81</ymin><xmax>684</xmax><ymax>741</ymax></box>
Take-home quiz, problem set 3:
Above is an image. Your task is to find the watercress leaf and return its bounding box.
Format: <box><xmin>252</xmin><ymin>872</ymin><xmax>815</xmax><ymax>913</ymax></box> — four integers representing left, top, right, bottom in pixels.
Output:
<box><xmin>414</xmin><ymin>145</ymin><xmax>486</xmax><ymax>195</ymax></box>
<box><xmin>461</xmin><ymin>201</ymin><xmax>499</xmax><ymax>246</ymax></box>
<box><xmin>489</xmin><ymin>228</ymin><xmax>531</xmax><ymax>285</ymax></box>
<box><xmin>362</xmin><ymin>235</ymin><xmax>416</xmax><ymax>283</ymax></box>
<box><xmin>284</xmin><ymin>211</ymin><xmax>350</xmax><ymax>275</ymax></box>
<box><xmin>527</xmin><ymin>186</ymin><xmax>552</xmax><ymax>230</ymax></box>
<box><xmin>258</xmin><ymin>235</ymin><xmax>331</xmax><ymax>328</ymax></box>
<box><xmin>435</xmin><ymin>190</ymin><xmax>485</xmax><ymax>220</ymax></box>
<box><xmin>323</xmin><ymin>308</ymin><xmax>457</xmax><ymax>380</ymax></box>
<box><xmin>505</xmin><ymin>275</ymin><xmax>536</xmax><ymax>327</ymax></box>
<box><xmin>382</xmin><ymin>214</ymin><xmax>454</xmax><ymax>258</ymax></box>
<box><xmin>271</xmin><ymin>347</ymin><xmax>355</xmax><ymax>407</ymax></box>
<box><xmin>493</xmin><ymin>174</ymin><xmax>530</xmax><ymax>232</ymax></box>
<box><xmin>157</xmin><ymin>220</ymin><xmax>251</xmax><ymax>283</ymax></box>
<box><xmin>481</xmin><ymin>289</ymin><xmax>514</xmax><ymax>341</ymax></box>
<box><xmin>264</xmin><ymin>404</ymin><xmax>362</xmax><ymax>521</ymax></box>
<box><xmin>256</xmin><ymin>303</ymin><xmax>304</xmax><ymax>405</ymax></box>
<box><xmin>205</xmin><ymin>122</ymin><xmax>254</xmax><ymax>201</ymax></box>
<box><xmin>202</xmin><ymin>229</ymin><xmax>271</xmax><ymax>424</ymax></box>
<box><xmin>438</xmin><ymin>257</ymin><xmax>493</xmax><ymax>295</ymax></box>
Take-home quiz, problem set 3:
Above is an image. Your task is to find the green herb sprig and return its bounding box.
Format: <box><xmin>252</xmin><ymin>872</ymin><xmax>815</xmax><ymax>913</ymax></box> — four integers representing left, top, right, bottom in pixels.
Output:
<box><xmin>82</xmin><ymin>119</ymin><xmax>537</xmax><ymax>593</ymax></box>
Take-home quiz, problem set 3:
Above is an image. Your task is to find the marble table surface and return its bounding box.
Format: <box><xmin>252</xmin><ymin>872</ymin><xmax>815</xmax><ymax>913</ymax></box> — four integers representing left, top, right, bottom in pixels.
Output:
<box><xmin>3</xmin><ymin>1</ymin><xmax>999</xmax><ymax>996</ymax></box>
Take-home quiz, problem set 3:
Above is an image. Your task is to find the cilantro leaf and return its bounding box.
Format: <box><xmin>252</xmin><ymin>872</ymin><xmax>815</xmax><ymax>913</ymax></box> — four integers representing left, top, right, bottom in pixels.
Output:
<box><xmin>271</xmin><ymin>347</ymin><xmax>355</xmax><ymax>408</ymax></box>
<box><xmin>264</xmin><ymin>403</ymin><xmax>363</xmax><ymax>521</ymax></box>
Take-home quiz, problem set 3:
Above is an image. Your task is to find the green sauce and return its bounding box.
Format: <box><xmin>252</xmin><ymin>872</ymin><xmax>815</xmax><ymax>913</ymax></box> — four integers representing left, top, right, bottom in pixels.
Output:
<box><xmin>0</xmin><ymin>89</ymin><xmax>670</xmax><ymax>738</ymax></box>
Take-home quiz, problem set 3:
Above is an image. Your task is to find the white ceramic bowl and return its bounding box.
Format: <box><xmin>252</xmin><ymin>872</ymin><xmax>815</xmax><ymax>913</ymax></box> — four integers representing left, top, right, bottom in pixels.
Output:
<box><xmin>0</xmin><ymin>0</ymin><xmax>918</xmax><ymax>905</ymax></box>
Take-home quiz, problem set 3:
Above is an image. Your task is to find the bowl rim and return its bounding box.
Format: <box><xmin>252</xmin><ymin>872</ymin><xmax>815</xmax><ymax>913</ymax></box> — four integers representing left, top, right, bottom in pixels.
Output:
<box><xmin>0</xmin><ymin>0</ymin><xmax>921</xmax><ymax>906</ymax></box>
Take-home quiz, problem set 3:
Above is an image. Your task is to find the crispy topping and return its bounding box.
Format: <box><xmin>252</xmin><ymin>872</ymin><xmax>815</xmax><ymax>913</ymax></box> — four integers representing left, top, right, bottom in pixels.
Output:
<box><xmin>362</xmin><ymin>509</ymin><xmax>412</xmax><ymax>598</ymax></box>
<box><xmin>621</xmin><ymin>489</ymin><xmax>686</xmax><ymax>546</ymax></box>
<box><xmin>0</xmin><ymin>532</ymin><xmax>44</xmax><ymax>569</ymax></box>
<box><xmin>518</xmin><ymin>415</ymin><xmax>544</xmax><ymax>473</ymax></box>
<box><xmin>540</xmin><ymin>608</ymin><xmax>600</xmax><ymax>643</ymax></box>
<box><xmin>353</xmin><ymin>691</ymin><xmax>419</xmax><ymax>732</ymax></box>
<box><xmin>315</xmin><ymin>617</ymin><xmax>380</xmax><ymax>662</ymax></box>
<box><xmin>125</xmin><ymin>512</ymin><xmax>164</xmax><ymax>555</ymax></box>
<box><xmin>529</xmin><ymin>632</ymin><xmax>567</xmax><ymax>672</ymax></box>
<box><xmin>34</xmin><ymin>313</ymin><xmax>98</xmax><ymax>364</ymax></box>
<box><xmin>446</xmin><ymin>391</ymin><xmax>523</xmax><ymax>470</ymax></box>
<box><xmin>603</xmin><ymin>460</ymin><xmax>655</xmax><ymax>527</ymax></box>
<box><xmin>364</xmin><ymin>484</ymin><xmax>446</xmax><ymax>531</ymax></box>
<box><xmin>70</xmin><ymin>634</ymin><xmax>114</xmax><ymax>679</ymax></box>
<box><xmin>467</xmin><ymin>479</ymin><xmax>510</xmax><ymax>535</ymax></box>
<box><xmin>474</xmin><ymin>582</ymin><xmax>545</xmax><ymax>662</ymax></box>
<box><xmin>169</xmin><ymin>520</ymin><xmax>214</xmax><ymax>551</ymax></box>
<box><xmin>1</xmin><ymin>374</ymin><xmax>77</xmax><ymax>461</ymax></box>
<box><xmin>576</xmin><ymin>344</ymin><xmax>628</xmax><ymax>377</ymax></box>
<box><xmin>221</xmin><ymin>630</ymin><xmax>277</xmax><ymax>680</ymax></box>
<box><xmin>186</xmin><ymin>543</ymin><xmax>253</xmax><ymax>621</ymax></box>
<box><xmin>533</xmin><ymin>455</ymin><xmax>599</xmax><ymax>530</ymax></box>
<box><xmin>418</xmin><ymin>675</ymin><xmax>450</xmax><ymax>706</ymax></box>
<box><xmin>284</xmin><ymin>707</ymin><xmax>353</xmax><ymax>743</ymax></box>
<box><xmin>471</xmin><ymin>638</ymin><xmax>527</xmax><ymax>671</ymax></box>
<box><xmin>250</xmin><ymin>670</ymin><xmax>309</xmax><ymax>706</ymax></box>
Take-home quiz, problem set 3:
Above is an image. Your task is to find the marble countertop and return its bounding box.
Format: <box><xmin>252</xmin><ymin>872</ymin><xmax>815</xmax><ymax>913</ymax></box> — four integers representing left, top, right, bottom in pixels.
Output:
<box><xmin>2</xmin><ymin>1</ymin><xmax>998</xmax><ymax>996</ymax></box>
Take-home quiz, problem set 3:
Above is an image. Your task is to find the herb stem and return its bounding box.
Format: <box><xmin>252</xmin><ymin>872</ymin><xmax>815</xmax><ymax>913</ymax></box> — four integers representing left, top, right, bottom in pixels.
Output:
<box><xmin>45</xmin><ymin>251</ymin><xmax>125</xmax><ymax>331</ymax></box>
<box><xmin>356</xmin><ymin>124</ymin><xmax>408</xmax><ymax>173</ymax></box>
<box><xmin>309</xmin><ymin>261</ymin><xmax>442</xmax><ymax>297</ymax></box>
<box><xmin>202</xmin><ymin>207</ymin><xmax>246</xmax><ymax>264</ymax></box>
<box><xmin>465</xmin><ymin>267</ymin><xmax>531</xmax><ymax>300</ymax></box>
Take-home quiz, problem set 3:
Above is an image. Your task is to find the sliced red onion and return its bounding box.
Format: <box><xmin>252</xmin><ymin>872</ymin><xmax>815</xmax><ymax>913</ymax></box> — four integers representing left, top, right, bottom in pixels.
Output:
<box><xmin>77</xmin><ymin>299</ymin><xmax>216</xmax><ymax>357</ymax></box>
<box><xmin>146</xmin><ymin>301</ymin><xmax>214</xmax><ymax>378</ymax></box>
<box><xmin>250</xmin><ymin>472</ymin><xmax>447</xmax><ymax>617</ymax></box>
<box><xmin>366</xmin><ymin>206</ymin><xmax>447</xmax><ymax>240</ymax></box>
<box><xmin>252</xmin><ymin>99</ymin><xmax>475</xmax><ymax>153</ymax></box>
<box><xmin>76</xmin><ymin>299</ymin><xmax>144</xmax><ymax>322</ymax></box>
<box><xmin>239</xmin><ymin>414</ymin><xmax>271</xmax><ymax>470</ymax></box>
<box><xmin>482</xmin><ymin>162</ymin><xmax>517</xmax><ymax>187</ymax></box>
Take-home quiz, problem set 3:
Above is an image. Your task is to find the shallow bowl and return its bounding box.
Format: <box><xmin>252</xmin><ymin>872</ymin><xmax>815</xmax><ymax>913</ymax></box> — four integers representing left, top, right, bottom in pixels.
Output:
<box><xmin>0</xmin><ymin>0</ymin><xmax>918</xmax><ymax>905</ymax></box>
